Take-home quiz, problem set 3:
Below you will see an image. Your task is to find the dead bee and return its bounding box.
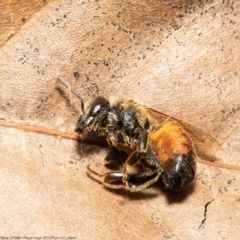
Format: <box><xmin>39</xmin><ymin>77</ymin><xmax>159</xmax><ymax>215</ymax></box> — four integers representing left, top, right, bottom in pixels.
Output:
<box><xmin>57</xmin><ymin>78</ymin><xmax>222</xmax><ymax>192</ymax></box>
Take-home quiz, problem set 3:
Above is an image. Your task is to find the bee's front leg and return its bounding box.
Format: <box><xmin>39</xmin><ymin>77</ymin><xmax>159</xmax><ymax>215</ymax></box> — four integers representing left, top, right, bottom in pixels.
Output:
<box><xmin>138</xmin><ymin>129</ymin><xmax>148</xmax><ymax>152</ymax></box>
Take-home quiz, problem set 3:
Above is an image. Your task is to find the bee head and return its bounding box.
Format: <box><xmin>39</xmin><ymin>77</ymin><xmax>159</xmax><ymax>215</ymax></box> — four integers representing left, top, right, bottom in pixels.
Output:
<box><xmin>75</xmin><ymin>96</ymin><xmax>110</xmax><ymax>133</ymax></box>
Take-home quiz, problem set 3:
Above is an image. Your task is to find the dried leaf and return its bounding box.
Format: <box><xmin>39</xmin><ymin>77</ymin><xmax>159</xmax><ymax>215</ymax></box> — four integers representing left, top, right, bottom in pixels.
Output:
<box><xmin>0</xmin><ymin>0</ymin><xmax>240</xmax><ymax>239</ymax></box>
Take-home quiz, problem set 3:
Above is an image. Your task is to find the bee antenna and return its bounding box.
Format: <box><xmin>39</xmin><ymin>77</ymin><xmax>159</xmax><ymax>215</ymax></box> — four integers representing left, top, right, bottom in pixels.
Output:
<box><xmin>57</xmin><ymin>77</ymin><xmax>84</xmax><ymax>113</ymax></box>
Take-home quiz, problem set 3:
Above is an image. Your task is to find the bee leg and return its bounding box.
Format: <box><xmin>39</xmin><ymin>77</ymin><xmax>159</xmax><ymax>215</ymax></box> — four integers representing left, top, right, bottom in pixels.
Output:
<box><xmin>138</xmin><ymin>129</ymin><xmax>148</xmax><ymax>152</ymax></box>
<box><xmin>104</xmin><ymin>148</ymin><xmax>128</xmax><ymax>164</ymax></box>
<box><xmin>87</xmin><ymin>163</ymin><xmax>161</xmax><ymax>192</ymax></box>
<box><xmin>87</xmin><ymin>147</ymin><xmax>162</xmax><ymax>192</ymax></box>
<box><xmin>87</xmin><ymin>165</ymin><xmax>127</xmax><ymax>189</ymax></box>
<box><xmin>127</xmin><ymin>173</ymin><xmax>161</xmax><ymax>192</ymax></box>
<box><xmin>124</xmin><ymin>151</ymin><xmax>162</xmax><ymax>192</ymax></box>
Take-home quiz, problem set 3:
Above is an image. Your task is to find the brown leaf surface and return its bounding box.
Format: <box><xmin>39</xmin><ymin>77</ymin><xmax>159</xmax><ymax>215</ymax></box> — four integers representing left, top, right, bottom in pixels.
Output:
<box><xmin>1</xmin><ymin>0</ymin><xmax>240</xmax><ymax>239</ymax></box>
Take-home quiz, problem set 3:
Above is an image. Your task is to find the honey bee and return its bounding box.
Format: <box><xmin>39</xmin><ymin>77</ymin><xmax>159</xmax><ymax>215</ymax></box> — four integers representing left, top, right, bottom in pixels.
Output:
<box><xmin>57</xmin><ymin>78</ymin><xmax>222</xmax><ymax>192</ymax></box>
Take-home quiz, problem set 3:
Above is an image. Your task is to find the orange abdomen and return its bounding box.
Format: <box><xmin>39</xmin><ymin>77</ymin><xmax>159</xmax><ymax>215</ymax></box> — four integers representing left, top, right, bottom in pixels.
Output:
<box><xmin>149</xmin><ymin>121</ymin><xmax>196</xmax><ymax>164</ymax></box>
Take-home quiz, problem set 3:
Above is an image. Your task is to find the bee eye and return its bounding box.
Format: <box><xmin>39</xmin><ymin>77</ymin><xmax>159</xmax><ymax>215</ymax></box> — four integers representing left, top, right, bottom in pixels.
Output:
<box><xmin>91</xmin><ymin>104</ymin><xmax>102</xmax><ymax>116</ymax></box>
<box><xmin>89</xmin><ymin>96</ymin><xmax>109</xmax><ymax>117</ymax></box>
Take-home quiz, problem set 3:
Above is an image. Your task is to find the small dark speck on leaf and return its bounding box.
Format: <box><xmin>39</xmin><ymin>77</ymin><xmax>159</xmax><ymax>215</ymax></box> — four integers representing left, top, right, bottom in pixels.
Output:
<box><xmin>74</xmin><ymin>72</ymin><xmax>80</xmax><ymax>80</ymax></box>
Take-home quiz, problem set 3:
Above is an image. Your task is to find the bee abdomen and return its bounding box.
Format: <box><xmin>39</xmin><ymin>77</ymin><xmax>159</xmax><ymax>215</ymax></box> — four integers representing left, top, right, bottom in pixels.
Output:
<box><xmin>161</xmin><ymin>152</ymin><xmax>196</xmax><ymax>191</ymax></box>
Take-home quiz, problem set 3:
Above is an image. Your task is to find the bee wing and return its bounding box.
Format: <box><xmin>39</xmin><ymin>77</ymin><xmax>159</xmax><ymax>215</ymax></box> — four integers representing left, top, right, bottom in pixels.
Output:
<box><xmin>145</xmin><ymin>107</ymin><xmax>223</xmax><ymax>161</ymax></box>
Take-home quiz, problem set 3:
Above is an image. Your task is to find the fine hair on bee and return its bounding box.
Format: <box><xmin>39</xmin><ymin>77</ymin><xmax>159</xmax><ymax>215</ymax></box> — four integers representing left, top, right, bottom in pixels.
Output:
<box><xmin>57</xmin><ymin>78</ymin><xmax>222</xmax><ymax>192</ymax></box>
